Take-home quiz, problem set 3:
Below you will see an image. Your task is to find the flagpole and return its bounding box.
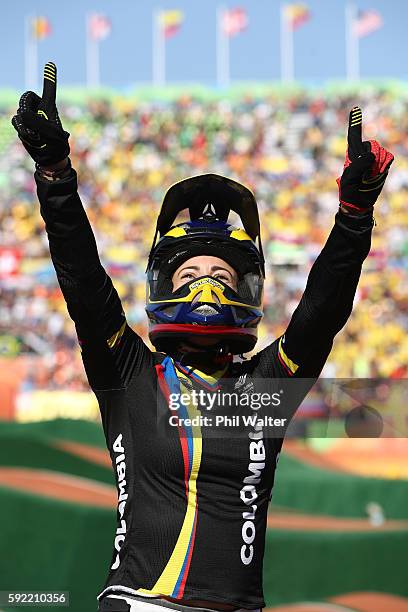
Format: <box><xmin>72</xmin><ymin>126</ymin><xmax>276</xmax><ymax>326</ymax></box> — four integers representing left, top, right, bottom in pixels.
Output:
<box><xmin>217</xmin><ymin>6</ymin><xmax>229</xmax><ymax>88</ymax></box>
<box><xmin>32</xmin><ymin>14</ymin><xmax>39</xmax><ymax>90</ymax></box>
<box><xmin>216</xmin><ymin>6</ymin><xmax>222</xmax><ymax>87</ymax></box>
<box><xmin>95</xmin><ymin>34</ymin><xmax>100</xmax><ymax>87</ymax></box>
<box><xmin>346</xmin><ymin>2</ymin><xmax>359</xmax><ymax>81</ymax></box>
<box><xmin>153</xmin><ymin>9</ymin><xmax>165</xmax><ymax>86</ymax></box>
<box><xmin>86</xmin><ymin>14</ymin><xmax>100</xmax><ymax>87</ymax></box>
<box><xmin>25</xmin><ymin>15</ymin><xmax>38</xmax><ymax>90</ymax></box>
<box><xmin>280</xmin><ymin>5</ymin><xmax>294</xmax><ymax>83</ymax></box>
<box><xmin>225</xmin><ymin>19</ymin><xmax>230</xmax><ymax>88</ymax></box>
<box><xmin>86</xmin><ymin>14</ymin><xmax>92</xmax><ymax>87</ymax></box>
<box><xmin>24</xmin><ymin>15</ymin><xmax>32</xmax><ymax>89</ymax></box>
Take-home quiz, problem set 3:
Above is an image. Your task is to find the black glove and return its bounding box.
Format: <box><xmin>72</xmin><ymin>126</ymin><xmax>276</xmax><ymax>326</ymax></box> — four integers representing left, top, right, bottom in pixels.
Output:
<box><xmin>11</xmin><ymin>62</ymin><xmax>70</xmax><ymax>167</ymax></box>
<box><xmin>337</xmin><ymin>106</ymin><xmax>394</xmax><ymax>213</ymax></box>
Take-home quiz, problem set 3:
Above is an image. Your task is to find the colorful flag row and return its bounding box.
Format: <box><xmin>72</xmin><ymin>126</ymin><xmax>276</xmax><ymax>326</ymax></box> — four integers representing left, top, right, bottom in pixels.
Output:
<box><xmin>283</xmin><ymin>4</ymin><xmax>382</xmax><ymax>36</ymax></box>
<box><xmin>27</xmin><ymin>5</ymin><xmax>385</xmax><ymax>88</ymax></box>
<box><xmin>31</xmin><ymin>14</ymin><xmax>111</xmax><ymax>41</ymax></box>
<box><xmin>30</xmin><ymin>6</ymin><xmax>384</xmax><ymax>41</ymax></box>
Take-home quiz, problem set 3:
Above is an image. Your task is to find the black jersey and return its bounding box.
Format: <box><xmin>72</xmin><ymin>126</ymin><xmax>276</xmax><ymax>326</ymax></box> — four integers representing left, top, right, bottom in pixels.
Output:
<box><xmin>36</xmin><ymin>169</ymin><xmax>373</xmax><ymax>609</ymax></box>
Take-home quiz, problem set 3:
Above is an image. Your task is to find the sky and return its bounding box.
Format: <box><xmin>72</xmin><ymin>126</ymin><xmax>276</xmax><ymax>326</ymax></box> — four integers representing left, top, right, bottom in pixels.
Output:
<box><xmin>0</xmin><ymin>0</ymin><xmax>406</xmax><ymax>89</ymax></box>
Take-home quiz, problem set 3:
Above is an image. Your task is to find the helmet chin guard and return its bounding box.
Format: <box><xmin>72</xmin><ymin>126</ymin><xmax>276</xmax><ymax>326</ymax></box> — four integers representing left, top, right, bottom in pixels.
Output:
<box><xmin>146</xmin><ymin>174</ymin><xmax>265</xmax><ymax>355</ymax></box>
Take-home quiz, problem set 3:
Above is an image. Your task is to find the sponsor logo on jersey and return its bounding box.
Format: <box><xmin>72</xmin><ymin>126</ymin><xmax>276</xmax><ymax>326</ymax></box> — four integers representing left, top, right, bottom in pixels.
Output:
<box><xmin>238</xmin><ymin>375</ymin><xmax>268</xmax><ymax>567</ymax></box>
<box><xmin>111</xmin><ymin>433</ymin><xmax>129</xmax><ymax>571</ymax></box>
<box><xmin>239</xmin><ymin>421</ymin><xmax>266</xmax><ymax>566</ymax></box>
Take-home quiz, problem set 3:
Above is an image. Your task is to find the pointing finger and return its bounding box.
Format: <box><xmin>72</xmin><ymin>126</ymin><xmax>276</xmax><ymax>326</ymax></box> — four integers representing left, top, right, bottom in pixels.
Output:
<box><xmin>347</xmin><ymin>106</ymin><xmax>364</xmax><ymax>159</ymax></box>
<box><xmin>41</xmin><ymin>62</ymin><xmax>57</xmax><ymax>110</ymax></box>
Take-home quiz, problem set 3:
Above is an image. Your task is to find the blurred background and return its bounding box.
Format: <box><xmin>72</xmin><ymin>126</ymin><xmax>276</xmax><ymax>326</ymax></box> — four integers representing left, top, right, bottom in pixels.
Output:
<box><xmin>0</xmin><ymin>1</ymin><xmax>408</xmax><ymax>611</ymax></box>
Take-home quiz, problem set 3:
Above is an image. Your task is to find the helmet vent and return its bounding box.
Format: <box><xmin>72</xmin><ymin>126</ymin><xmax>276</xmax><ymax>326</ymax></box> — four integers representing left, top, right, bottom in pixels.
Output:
<box><xmin>200</xmin><ymin>202</ymin><xmax>219</xmax><ymax>222</ymax></box>
<box><xmin>193</xmin><ymin>304</ymin><xmax>219</xmax><ymax>316</ymax></box>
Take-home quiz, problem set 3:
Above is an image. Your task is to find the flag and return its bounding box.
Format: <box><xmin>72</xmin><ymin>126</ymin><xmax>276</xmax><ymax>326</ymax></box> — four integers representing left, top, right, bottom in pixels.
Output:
<box><xmin>31</xmin><ymin>17</ymin><xmax>51</xmax><ymax>40</ymax></box>
<box><xmin>222</xmin><ymin>7</ymin><xmax>248</xmax><ymax>37</ymax></box>
<box><xmin>89</xmin><ymin>14</ymin><xmax>112</xmax><ymax>41</ymax></box>
<box><xmin>284</xmin><ymin>4</ymin><xmax>311</xmax><ymax>31</ymax></box>
<box><xmin>354</xmin><ymin>10</ymin><xmax>383</xmax><ymax>38</ymax></box>
<box><xmin>159</xmin><ymin>10</ymin><xmax>184</xmax><ymax>39</ymax></box>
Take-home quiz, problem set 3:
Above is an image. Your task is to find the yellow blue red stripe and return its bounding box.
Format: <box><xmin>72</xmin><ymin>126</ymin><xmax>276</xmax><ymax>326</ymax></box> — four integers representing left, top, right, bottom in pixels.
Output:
<box><xmin>174</xmin><ymin>500</ymin><xmax>198</xmax><ymax>596</ymax></box>
<box><xmin>138</xmin><ymin>357</ymin><xmax>201</xmax><ymax>598</ymax></box>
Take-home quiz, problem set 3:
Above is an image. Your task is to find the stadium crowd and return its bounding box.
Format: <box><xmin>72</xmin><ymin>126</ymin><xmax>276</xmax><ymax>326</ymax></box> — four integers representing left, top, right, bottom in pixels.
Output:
<box><xmin>1</xmin><ymin>88</ymin><xmax>407</xmax><ymax>390</ymax></box>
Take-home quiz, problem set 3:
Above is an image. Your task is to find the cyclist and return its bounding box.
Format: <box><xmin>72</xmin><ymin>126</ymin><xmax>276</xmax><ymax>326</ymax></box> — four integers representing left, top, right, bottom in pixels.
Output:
<box><xmin>12</xmin><ymin>63</ymin><xmax>393</xmax><ymax>612</ymax></box>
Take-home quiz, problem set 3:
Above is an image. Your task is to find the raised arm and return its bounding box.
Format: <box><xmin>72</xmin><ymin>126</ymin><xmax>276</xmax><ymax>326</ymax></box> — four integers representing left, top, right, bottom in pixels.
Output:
<box><xmin>278</xmin><ymin>207</ymin><xmax>373</xmax><ymax>378</ymax></box>
<box><xmin>12</xmin><ymin>63</ymin><xmax>153</xmax><ymax>392</ymax></box>
<box><xmin>256</xmin><ymin>107</ymin><xmax>394</xmax><ymax>379</ymax></box>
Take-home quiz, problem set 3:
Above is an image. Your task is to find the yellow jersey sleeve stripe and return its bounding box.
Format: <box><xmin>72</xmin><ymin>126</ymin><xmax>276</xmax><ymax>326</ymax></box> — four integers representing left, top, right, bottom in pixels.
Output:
<box><xmin>107</xmin><ymin>321</ymin><xmax>126</xmax><ymax>349</ymax></box>
<box><xmin>278</xmin><ymin>337</ymin><xmax>299</xmax><ymax>374</ymax></box>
